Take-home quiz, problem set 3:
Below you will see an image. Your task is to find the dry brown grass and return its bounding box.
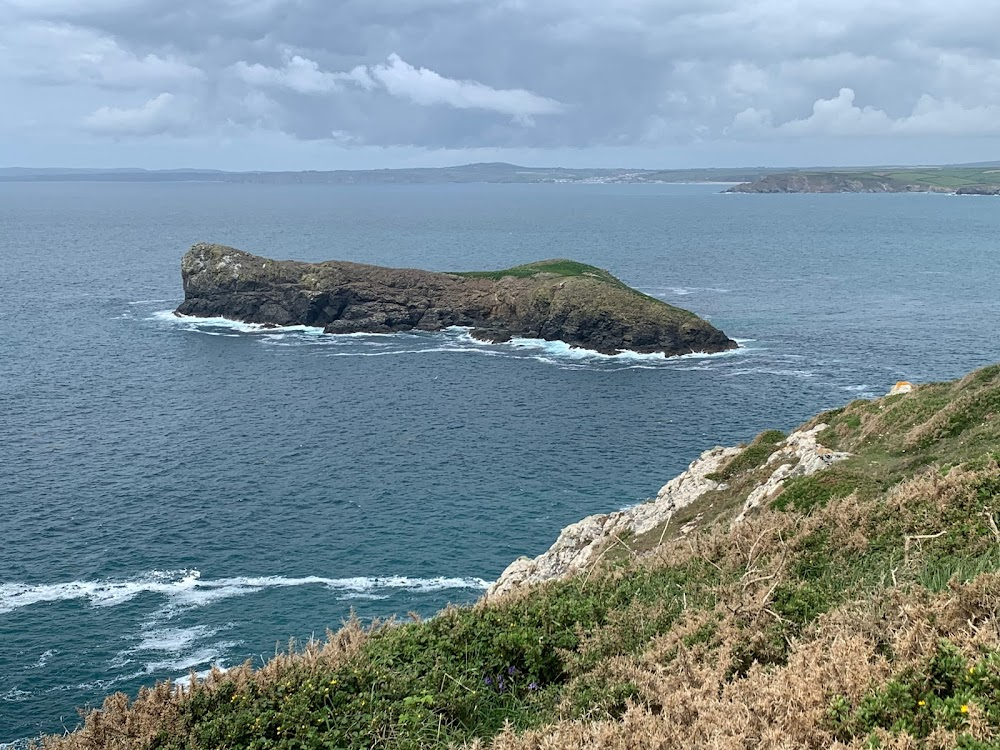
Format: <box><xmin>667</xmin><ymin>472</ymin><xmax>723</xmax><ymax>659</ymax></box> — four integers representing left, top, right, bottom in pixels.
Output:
<box><xmin>476</xmin><ymin>575</ymin><xmax>1000</xmax><ymax>750</ymax></box>
<box><xmin>39</xmin><ymin>617</ymin><xmax>371</xmax><ymax>750</ymax></box>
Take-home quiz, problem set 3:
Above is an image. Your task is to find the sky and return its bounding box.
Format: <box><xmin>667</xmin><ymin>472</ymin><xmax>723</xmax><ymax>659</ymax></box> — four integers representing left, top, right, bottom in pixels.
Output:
<box><xmin>3</xmin><ymin>0</ymin><xmax>1000</xmax><ymax>170</ymax></box>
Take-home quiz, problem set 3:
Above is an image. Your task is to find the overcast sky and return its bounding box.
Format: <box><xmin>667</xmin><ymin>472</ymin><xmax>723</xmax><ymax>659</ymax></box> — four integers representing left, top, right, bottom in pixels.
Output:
<box><xmin>3</xmin><ymin>0</ymin><xmax>1000</xmax><ymax>169</ymax></box>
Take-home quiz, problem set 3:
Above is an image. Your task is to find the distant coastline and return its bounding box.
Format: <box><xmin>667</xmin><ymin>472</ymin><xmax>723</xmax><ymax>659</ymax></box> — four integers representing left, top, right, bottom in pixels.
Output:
<box><xmin>726</xmin><ymin>167</ymin><xmax>1000</xmax><ymax>195</ymax></box>
<box><xmin>4</xmin><ymin>160</ymin><xmax>999</xmax><ymax>188</ymax></box>
<box><xmin>0</xmin><ymin>162</ymin><xmax>776</xmax><ymax>186</ymax></box>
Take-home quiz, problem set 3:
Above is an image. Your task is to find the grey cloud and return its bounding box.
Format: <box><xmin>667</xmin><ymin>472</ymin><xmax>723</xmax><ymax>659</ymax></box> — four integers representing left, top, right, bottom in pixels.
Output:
<box><xmin>0</xmin><ymin>22</ymin><xmax>203</xmax><ymax>89</ymax></box>
<box><xmin>3</xmin><ymin>0</ymin><xmax>1000</xmax><ymax>155</ymax></box>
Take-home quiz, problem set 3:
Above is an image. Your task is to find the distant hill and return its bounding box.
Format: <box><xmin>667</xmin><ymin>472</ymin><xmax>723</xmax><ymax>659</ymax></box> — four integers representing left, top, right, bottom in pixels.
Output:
<box><xmin>4</xmin><ymin>161</ymin><xmax>999</xmax><ymax>188</ymax></box>
<box><xmin>0</xmin><ymin>163</ymin><xmax>781</xmax><ymax>185</ymax></box>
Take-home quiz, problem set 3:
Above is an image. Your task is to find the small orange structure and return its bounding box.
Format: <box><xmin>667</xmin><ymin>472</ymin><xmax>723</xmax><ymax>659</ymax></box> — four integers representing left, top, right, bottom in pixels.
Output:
<box><xmin>888</xmin><ymin>381</ymin><xmax>914</xmax><ymax>395</ymax></box>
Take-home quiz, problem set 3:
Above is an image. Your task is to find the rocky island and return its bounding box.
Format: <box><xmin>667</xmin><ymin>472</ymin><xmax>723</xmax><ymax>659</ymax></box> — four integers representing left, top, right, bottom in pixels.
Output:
<box><xmin>176</xmin><ymin>242</ymin><xmax>737</xmax><ymax>357</ymax></box>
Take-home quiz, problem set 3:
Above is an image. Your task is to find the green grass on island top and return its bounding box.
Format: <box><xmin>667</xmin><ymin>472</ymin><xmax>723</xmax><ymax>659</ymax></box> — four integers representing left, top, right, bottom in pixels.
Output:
<box><xmin>452</xmin><ymin>259</ymin><xmax>626</xmax><ymax>285</ymax></box>
<box><xmin>41</xmin><ymin>364</ymin><xmax>1000</xmax><ymax>750</ymax></box>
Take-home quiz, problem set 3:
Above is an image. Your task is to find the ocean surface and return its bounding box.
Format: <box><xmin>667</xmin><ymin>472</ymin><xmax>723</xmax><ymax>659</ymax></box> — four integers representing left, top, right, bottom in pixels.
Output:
<box><xmin>3</xmin><ymin>182</ymin><xmax>1000</xmax><ymax>743</ymax></box>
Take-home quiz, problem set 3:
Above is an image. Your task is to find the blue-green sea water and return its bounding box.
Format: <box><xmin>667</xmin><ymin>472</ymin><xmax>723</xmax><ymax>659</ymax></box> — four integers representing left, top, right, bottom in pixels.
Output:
<box><xmin>3</xmin><ymin>182</ymin><xmax>1000</xmax><ymax>743</ymax></box>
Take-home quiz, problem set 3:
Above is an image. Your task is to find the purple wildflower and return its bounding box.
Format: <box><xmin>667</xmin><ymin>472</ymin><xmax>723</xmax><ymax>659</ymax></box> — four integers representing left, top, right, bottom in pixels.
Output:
<box><xmin>528</xmin><ymin>682</ymin><xmax>539</xmax><ymax>691</ymax></box>
<box><xmin>508</xmin><ymin>666</ymin><xmax>517</xmax><ymax>675</ymax></box>
<box><xmin>484</xmin><ymin>676</ymin><xmax>492</xmax><ymax>686</ymax></box>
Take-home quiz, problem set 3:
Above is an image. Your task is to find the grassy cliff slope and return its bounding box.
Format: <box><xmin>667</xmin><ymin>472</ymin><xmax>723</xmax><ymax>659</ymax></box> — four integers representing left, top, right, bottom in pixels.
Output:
<box><xmin>42</xmin><ymin>366</ymin><xmax>1000</xmax><ymax>750</ymax></box>
<box><xmin>728</xmin><ymin>167</ymin><xmax>1000</xmax><ymax>194</ymax></box>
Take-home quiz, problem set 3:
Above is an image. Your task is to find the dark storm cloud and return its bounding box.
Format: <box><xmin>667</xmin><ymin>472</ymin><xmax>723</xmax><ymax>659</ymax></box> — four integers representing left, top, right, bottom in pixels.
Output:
<box><xmin>4</xmin><ymin>0</ymin><xmax>1000</xmax><ymax>148</ymax></box>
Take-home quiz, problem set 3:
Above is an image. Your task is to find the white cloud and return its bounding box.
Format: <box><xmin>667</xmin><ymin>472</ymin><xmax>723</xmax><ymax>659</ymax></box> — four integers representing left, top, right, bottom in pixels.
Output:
<box><xmin>779</xmin><ymin>88</ymin><xmax>893</xmax><ymax>135</ymax></box>
<box><xmin>232</xmin><ymin>51</ymin><xmax>564</xmax><ymax>125</ymax></box>
<box><xmin>732</xmin><ymin>87</ymin><xmax>1000</xmax><ymax>137</ymax></box>
<box><xmin>368</xmin><ymin>53</ymin><xmax>565</xmax><ymax>123</ymax></box>
<box><xmin>84</xmin><ymin>92</ymin><xmax>188</xmax><ymax>136</ymax></box>
<box><xmin>231</xmin><ymin>52</ymin><xmax>373</xmax><ymax>94</ymax></box>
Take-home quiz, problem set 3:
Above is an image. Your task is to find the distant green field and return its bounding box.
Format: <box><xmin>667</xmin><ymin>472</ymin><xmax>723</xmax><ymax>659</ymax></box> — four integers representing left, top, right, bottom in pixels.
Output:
<box><xmin>844</xmin><ymin>167</ymin><xmax>1000</xmax><ymax>188</ymax></box>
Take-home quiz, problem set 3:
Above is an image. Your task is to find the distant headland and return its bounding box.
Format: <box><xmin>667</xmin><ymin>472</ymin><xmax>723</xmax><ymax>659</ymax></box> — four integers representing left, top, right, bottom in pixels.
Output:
<box><xmin>726</xmin><ymin>166</ymin><xmax>1000</xmax><ymax>194</ymax></box>
<box><xmin>175</xmin><ymin>243</ymin><xmax>737</xmax><ymax>357</ymax></box>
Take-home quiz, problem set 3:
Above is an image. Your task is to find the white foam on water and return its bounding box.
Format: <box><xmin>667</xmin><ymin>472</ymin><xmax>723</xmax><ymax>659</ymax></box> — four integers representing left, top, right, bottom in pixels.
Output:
<box><xmin>128</xmin><ymin>298</ymin><xmax>178</xmax><ymax>305</ymax></box>
<box><xmin>143</xmin><ymin>644</ymin><xmax>238</xmax><ymax>675</ymax></box>
<box><xmin>174</xmin><ymin>665</ymin><xmax>227</xmax><ymax>689</ymax></box>
<box><xmin>0</xmin><ymin>571</ymin><xmax>492</xmax><ymax>617</ymax></box>
<box><xmin>150</xmin><ymin>313</ymin><xmax>754</xmax><ymax>371</ymax></box>
<box><xmin>0</xmin><ymin>570</ymin><xmax>203</xmax><ymax>613</ymax></box>
<box><xmin>496</xmin><ymin>335</ymin><xmax>751</xmax><ymax>370</ymax></box>
<box><xmin>134</xmin><ymin>625</ymin><xmax>221</xmax><ymax>654</ymax></box>
<box><xmin>723</xmin><ymin>367</ymin><xmax>817</xmax><ymax>379</ymax></box>
<box><xmin>1</xmin><ymin>688</ymin><xmax>31</xmax><ymax>703</ymax></box>
<box><xmin>31</xmin><ymin>649</ymin><xmax>55</xmax><ymax>669</ymax></box>
<box><xmin>648</xmin><ymin>286</ymin><xmax>732</xmax><ymax>296</ymax></box>
<box><xmin>148</xmin><ymin>310</ymin><xmax>325</xmax><ymax>336</ymax></box>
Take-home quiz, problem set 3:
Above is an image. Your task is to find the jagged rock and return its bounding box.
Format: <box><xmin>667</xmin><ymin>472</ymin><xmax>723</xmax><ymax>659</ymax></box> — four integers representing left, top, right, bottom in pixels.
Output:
<box><xmin>175</xmin><ymin>243</ymin><xmax>738</xmax><ymax>357</ymax></box>
<box><xmin>734</xmin><ymin>424</ymin><xmax>850</xmax><ymax>523</ymax></box>
<box><xmin>486</xmin><ymin>446</ymin><xmax>740</xmax><ymax>598</ymax></box>
<box><xmin>487</xmin><ymin>425</ymin><xmax>850</xmax><ymax>599</ymax></box>
<box><xmin>889</xmin><ymin>381</ymin><xmax>914</xmax><ymax>395</ymax></box>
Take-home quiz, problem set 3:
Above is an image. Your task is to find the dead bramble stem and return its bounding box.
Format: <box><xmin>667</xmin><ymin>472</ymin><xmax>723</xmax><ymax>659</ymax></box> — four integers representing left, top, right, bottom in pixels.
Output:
<box><xmin>982</xmin><ymin>509</ymin><xmax>1000</xmax><ymax>542</ymax></box>
<box><xmin>904</xmin><ymin>531</ymin><xmax>947</xmax><ymax>566</ymax></box>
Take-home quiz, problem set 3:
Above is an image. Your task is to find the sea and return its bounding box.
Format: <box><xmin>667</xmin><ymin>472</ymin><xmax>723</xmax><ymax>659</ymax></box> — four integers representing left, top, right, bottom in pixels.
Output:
<box><xmin>2</xmin><ymin>181</ymin><xmax>1000</xmax><ymax>743</ymax></box>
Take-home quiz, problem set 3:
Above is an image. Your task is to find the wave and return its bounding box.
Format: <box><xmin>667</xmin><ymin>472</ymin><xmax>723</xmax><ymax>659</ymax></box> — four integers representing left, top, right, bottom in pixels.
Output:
<box><xmin>723</xmin><ymin>367</ymin><xmax>816</xmax><ymax>379</ymax></box>
<box><xmin>141</xmin><ymin>644</ymin><xmax>240</xmax><ymax>676</ymax></box>
<box><xmin>1</xmin><ymin>688</ymin><xmax>31</xmax><ymax>703</ymax></box>
<box><xmin>644</xmin><ymin>286</ymin><xmax>732</xmax><ymax>297</ymax></box>
<box><xmin>134</xmin><ymin>625</ymin><xmax>225</xmax><ymax>655</ymax></box>
<box><xmin>150</xmin><ymin>313</ymin><xmax>753</xmax><ymax>370</ymax></box>
<box><xmin>148</xmin><ymin>310</ymin><xmax>325</xmax><ymax>336</ymax></box>
<box><xmin>31</xmin><ymin>649</ymin><xmax>55</xmax><ymax>669</ymax></box>
<box><xmin>0</xmin><ymin>570</ymin><xmax>492</xmax><ymax>617</ymax></box>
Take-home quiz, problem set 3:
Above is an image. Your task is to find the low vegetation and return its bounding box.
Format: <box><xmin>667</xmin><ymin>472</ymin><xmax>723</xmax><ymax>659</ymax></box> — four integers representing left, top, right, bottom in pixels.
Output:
<box><xmin>41</xmin><ymin>365</ymin><xmax>1000</xmax><ymax>749</ymax></box>
<box><xmin>453</xmin><ymin>259</ymin><xmax>626</xmax><ymax>285</ymax></box>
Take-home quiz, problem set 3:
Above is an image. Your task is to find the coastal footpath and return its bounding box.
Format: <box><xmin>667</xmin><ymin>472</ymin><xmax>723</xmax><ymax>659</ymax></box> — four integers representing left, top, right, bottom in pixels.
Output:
<box><xmin>175</xmin><ymin>243</ymin><xmax>736</xmax><ymax>357</ymax></box>
<box><xmin>41</xmin><ymin>365</ymin><xmax>1000</xmax><ymax>749</ymax></box>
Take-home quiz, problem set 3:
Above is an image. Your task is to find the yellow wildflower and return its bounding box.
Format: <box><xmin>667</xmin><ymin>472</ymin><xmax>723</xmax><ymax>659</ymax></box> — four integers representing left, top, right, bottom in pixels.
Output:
<box><xmin>918</xmin><ymin>700</ymin><xmax>926</xmax><ymax>707</ymax></box>
<box><xmin>960</xmin><ymin>704</ymin><xmax>969</xmax><ymax>714</ymax></box>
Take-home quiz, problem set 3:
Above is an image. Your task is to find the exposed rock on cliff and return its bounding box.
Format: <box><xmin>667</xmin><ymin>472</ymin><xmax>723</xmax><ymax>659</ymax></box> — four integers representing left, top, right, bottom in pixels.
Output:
<box><xmin>175</xmin><ymin>243</ymin><xmax>737</xmax><ymax>356</ymax></box>
<box><xmin>956</xmin><ymin>185</ymin><xmax>1000</xmax><ymax>195</ymax></box>
<box><xmin>487</xmin><ymin>424</ymin><xmax>849</xmax><ymax>598</ymax></box>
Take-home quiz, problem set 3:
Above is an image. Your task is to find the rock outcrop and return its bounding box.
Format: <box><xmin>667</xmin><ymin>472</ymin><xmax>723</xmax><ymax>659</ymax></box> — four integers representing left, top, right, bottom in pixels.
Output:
<box><xmin>175</xmin><ymin>243</ymin><xmax>738</xmax><ymax>357</ymax></box>
<box><xmin>732</xmin><ymin>424</ymin><xmax>850</xmax><ymax>523</ymax></box>
<box><xmin>955</xmin><ymin>185</ymin><xmax>1000</xmax><ymax>195</ymax></box>
<box><xmin>487</xmin><ymin>424</ymin><xmax>849</xmax><ymax>599</ymax></box>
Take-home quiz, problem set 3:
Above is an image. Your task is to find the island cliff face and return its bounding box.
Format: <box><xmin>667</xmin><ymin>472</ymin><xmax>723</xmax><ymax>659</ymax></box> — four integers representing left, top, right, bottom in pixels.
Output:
<box><xmin>175</xmin><ymin>243</ymin><xmax>737</xmax><ymax>356</ymax></box>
